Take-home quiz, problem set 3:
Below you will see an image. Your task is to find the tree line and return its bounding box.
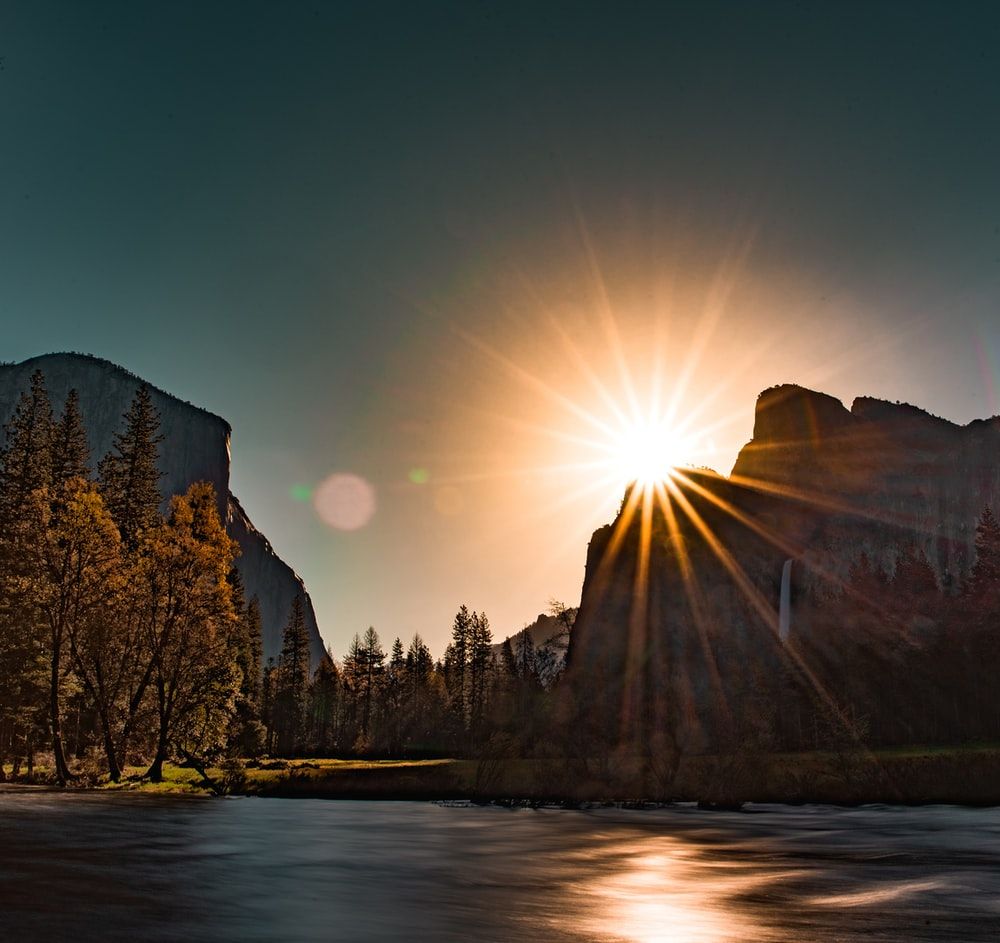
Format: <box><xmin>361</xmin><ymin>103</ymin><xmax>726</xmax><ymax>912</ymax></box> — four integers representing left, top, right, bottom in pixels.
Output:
<box><xmin>261</xmin><ymin>602</ymin><xmax>569</xmax><ymax>759</ymax></box>
<box><xmin>0</xmin><ymin>369</ymin><xmax>571</xmax><ymax>783</ymax></box>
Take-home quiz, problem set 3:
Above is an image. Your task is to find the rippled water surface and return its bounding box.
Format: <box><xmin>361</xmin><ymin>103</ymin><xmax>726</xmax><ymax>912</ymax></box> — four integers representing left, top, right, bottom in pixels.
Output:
<box><xmin>2</xmin><ymin>789</ymin><xmax>999</xmax><ymax>941</ymax></box>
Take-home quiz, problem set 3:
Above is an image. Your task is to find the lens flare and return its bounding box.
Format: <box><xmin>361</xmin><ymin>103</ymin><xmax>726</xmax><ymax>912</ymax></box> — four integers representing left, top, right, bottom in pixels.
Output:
<box><xmin>313</xmin><ymin>473</ymin><xmax>376</xmax><ymax>531</ymax></box>
<box><xmin>611</xmin><ymin>418</ymin><xmax>695</xmax><ymax>487</ymax></box>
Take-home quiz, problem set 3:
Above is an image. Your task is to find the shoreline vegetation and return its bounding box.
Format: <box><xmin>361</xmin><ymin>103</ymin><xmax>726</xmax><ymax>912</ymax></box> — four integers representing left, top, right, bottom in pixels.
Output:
<box><xmin>6</xmin><ymin>744</ymin><xmax>1000</xmax><ymax>807</ymax></box>
<box><xmin>6</xmin><ymin>368</ymin><xmax>1000</xmax><ymax>811</ymax></box>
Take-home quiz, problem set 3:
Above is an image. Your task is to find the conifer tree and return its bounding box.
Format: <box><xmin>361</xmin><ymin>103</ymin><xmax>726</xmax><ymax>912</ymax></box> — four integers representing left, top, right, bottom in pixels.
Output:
<box><xmin>383</xmin><ymin>637</ymin><xmax>406</xmax><ymax>753</ymax></box>
<box><xmin>404</xmin><ymin>633</ymin><xmax>437</xmax><ymax>747</ymax></box>
<box><xmin>967</xmin><ymin>506</ymin><xmax>1000</xmax><ymax>603</ymax></box>
<box><xmin>227</xmin><ymin>572</ymin><xmax>265</xmax><ymax>757</ymax></box>
<box><xmin>340</xmin><ymin>633</ymin><xmax>366</xmax><ymax>747</ymax></box>
<box><xmin>468</xmin><ymin>611</ymin><xmax>493</xmax><ymax>740</ymax></box>
<box><xmin>274</xmin><ymin>595</ymin><xmax>311</xmax><ymax>755</ymax></box>
<box><xmin>0</xmin><ymin>369</ymin><xmax>54</xmax><ymax>518</ymax></box>
<box><xmin>0</xmin><ymin>370</ymin><xmax>53</xmax><ymax>781</ymax></box>
<box><xmin>358</xmin><ymin>626</ymin><xmax>385</xmax><ymax>743</ymax></box>
<box><xmin>261</xmin><ymin>657</ymin><xmax>277</xmax><ymax>754</ymax></box>
<box><xmin>98</xmin><ymin>385</ymin><xmax>163</xmax><ymax>548</ymax></box>
<box><xmin>50</xmin><ymin>389</ymin><xmax>90</xmax><ymax>487</ymax></box>
<box><xmin>445</xmin><ymin>605</ymin><xmax>473</xmax><ymax>731</ymax></box>
<box><xmin>307</xmin><ymin>653</ymin><xmax>339</xmax><ymax>753</ymax></box>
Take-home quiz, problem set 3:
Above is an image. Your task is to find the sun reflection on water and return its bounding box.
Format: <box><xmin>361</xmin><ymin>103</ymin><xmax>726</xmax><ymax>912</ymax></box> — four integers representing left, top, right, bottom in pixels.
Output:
<box><xmin>574</xmin><ymin>837</ymin><xmax>780</xmax><ymax>943</ymax></box>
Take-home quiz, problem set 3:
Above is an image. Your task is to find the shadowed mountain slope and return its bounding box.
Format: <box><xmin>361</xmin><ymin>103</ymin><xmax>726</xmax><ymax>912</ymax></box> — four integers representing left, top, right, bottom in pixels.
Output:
<box><xmin>565</xmin><ymin>385</ymin><xmax>1000</xmax><ymax>753</ymax></box>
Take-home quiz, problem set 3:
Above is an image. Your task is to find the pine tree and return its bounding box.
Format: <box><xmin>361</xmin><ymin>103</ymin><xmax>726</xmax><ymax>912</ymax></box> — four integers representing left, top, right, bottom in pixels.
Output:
<box><xmin>340</xmin><ymin>633</ymin><xmax>365</xmax><ymax>748</ymax></box>
<box><xmin>445</xmin><ymin>605</ymin><xmax>473</xmax><ymax>731</ymax></box>
<box><xmin>384</xmin><ymin>637</ymin><xmax>406</xmax><ymax>753</ymax></box>
<box><xmin>50</xmin><ymin>389</ymin><xmax>90</xmax><ymax>487</ymax></box>
<box><xmin>227</xmin><ymin>571</ymin><xmax>265</xmax><ymax>757</ymax></box>
<box><xmin>261</xmin><ymin>658</ymin><xmax>277</xmax><ymax>753</ymax></box>
<box><xmin>468</xmin><ymin>611</ymin><xmax>493</xmax><ymax>740</ymax></box>
<box><xmin>98</xmin><ymin>385</ymin><xmax>163</xmax><ymax>548</ymax></box>
<box><xmin>358</xmin><ymin>626</ymin><xmax>385</xmax><ymax>743</ymax></box>
<box><xmin>0</xmin><ymin>370</ymin><xmax>53</xmax><ymax>781</ymax></box>
<box><xmin>404</xmin><ymin>633</ymin><xmax>436</xmax><ymax>747</ymax></box>
<box><xmin>307</xmin><ymin>654</ymin><xmax>340</xmax><ymax>753</ymax></box>
<box><xmin>274</xmin><ymin>595</ymin><xmax>311</xmax><ymax>756</ymax></box>
<box><xmin>967</xmin><ymin>507</ymin><xmax>1000</xmax><ymax>602</ymax></box>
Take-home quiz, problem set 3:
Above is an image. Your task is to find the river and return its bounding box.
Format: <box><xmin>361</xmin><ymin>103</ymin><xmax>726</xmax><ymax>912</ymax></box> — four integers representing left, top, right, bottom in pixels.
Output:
<box><xmin>1</xmin><ymin>789</ymin><xmax>998</xmax><ymax>941</ymax></box>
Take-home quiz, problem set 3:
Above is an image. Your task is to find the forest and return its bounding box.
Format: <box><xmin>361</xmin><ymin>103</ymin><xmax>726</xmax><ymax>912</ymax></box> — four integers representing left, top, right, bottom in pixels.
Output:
<box><xmin>0</xmin><ymin>370</ymin><xmax>568</xmax><ymax>784</ymax></box>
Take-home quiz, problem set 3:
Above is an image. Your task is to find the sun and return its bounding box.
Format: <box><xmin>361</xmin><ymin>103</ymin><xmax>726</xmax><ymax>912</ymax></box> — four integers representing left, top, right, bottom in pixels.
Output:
<box><xmin>611</xmin><ymin>418</ymin><xmax>693</xmax><ymax>488</ymax></box>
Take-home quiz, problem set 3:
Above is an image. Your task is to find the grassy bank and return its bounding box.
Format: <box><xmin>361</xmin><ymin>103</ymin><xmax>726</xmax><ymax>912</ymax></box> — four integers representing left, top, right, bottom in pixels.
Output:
<box><xmin>7</xmin><ymin>744</ymin><xmax>1000</xmax><ymax>804</ymax></box>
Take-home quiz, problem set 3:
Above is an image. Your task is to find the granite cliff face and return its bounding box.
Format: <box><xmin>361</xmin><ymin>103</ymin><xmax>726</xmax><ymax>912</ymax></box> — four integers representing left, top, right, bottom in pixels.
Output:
<box><xmin>565</xmin><ymin>384</ymin><xmax>1000</xmax><ymax>751</ymax></box>
<box><xmin>0</xmin><ymin>353</ymin><xmax>325</xmax><ymax>667</ymax></box>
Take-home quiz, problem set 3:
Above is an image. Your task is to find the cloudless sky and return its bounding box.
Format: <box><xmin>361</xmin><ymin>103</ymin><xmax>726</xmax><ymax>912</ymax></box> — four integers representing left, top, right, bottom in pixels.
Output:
<box><xmin>3</xmin><ymin>1</ymin><xmax>1000</xmax><ymax>656</ymax></box>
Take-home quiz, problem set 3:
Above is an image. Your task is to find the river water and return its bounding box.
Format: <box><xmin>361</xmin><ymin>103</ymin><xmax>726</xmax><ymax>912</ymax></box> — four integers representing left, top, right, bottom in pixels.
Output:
<box><xmin>1</xmin><ymin>789</ymin><xmax>998</xmax><ymax>941</ymax></box>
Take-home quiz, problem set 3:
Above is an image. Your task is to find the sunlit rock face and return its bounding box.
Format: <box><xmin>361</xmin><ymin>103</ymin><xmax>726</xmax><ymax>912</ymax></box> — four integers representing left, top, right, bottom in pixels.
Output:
<box><xmin>565</xmin><ymin>384</ymin><xmax>1000</xmax><ymax>752</ymax></box>
<box><xmin>0</xmin><ymin>353</ymin><xmax>325</xmax><ymax>667</ymax></box>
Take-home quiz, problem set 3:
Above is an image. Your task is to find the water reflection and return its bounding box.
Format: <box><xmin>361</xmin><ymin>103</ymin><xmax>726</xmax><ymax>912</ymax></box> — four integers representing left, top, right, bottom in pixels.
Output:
<box><xmin>578</xmin><ymin>839</ymin><xmax>793</xmax><ymax>943</ymax></box>
<box><xmin>587</xmin><ymin>844</ymin><xmax>745</xmax><ymax>941</ymax></box>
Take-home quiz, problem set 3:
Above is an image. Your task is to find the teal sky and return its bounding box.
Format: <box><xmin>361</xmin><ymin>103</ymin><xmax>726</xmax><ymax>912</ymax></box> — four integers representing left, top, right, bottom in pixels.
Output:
<box><xmin>3</xmin><ymin>1</ymin><xmax>1000</xmax><ymax>656</ymax></box>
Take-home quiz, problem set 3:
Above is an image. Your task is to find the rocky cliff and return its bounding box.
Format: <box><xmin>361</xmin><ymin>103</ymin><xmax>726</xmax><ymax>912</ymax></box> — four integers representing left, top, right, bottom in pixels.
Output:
<box><xmin>0</xmin><ymin>353</ymin><xmax>325</xmax><ymax>667</ymax></box>
<box><xmin>565</xmin><ymin>384</ymin><xmax>1000</xmax><ymax>752</ymax></box>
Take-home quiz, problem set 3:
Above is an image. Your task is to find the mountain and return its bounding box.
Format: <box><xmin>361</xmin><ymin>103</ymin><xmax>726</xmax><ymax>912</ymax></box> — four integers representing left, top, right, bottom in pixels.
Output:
<box><xmin>495</xmin><ymin>611</ymin><xmax>574</xmax><ymax>687</ymax></box>
<box><xmin>564</xmin><ymin>384</ymin><xmax>1000</xmax><ymax>754</ymax></box>
<box><xmin>0</xmin><ymin>353</ymin><xmax>325</xmax><ymax>667</ymax></box>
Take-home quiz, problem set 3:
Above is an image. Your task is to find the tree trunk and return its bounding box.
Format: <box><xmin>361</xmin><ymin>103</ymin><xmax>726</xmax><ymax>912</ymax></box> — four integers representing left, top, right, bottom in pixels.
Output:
<box><xmin>49</xmin><ymin>628</ymin><xmax>73</xmax><ymax>786</ymax></box>
<box><xmin>146</xmin><ymin>697</ymin><xmax>169</xmax><ymax>783</ymax></box>
<box><xmin>102</xmin><ymin>723</ymin><xmax>122</xmax><ymax>782</ymax></box>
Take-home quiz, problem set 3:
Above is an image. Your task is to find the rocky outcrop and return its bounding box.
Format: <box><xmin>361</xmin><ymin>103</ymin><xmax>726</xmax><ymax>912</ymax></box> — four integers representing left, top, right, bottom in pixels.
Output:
<box><xmin>0</xmin><ymin>353</ymin><xmax>325</xmax><ymax>667</ymax></box>
<box><xmin>565</xmin><ymin>384</ymin><xmax>1000</xmax><ymax>751</ymax></box>
<box><xmin>496</xmin><ymin>611</ymin><xmax>574</xmax><ymax>687</ymax></box>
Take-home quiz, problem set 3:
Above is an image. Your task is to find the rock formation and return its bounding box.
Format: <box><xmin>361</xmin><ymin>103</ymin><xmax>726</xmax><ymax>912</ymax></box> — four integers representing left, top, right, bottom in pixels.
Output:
<box><xmin>565</xmin><ymin>384</ymin><xmax>1000</xmax><ymax>752</ymax></box>
<box><xmin>0</xmin><ymin>353</ymin><xmax>325</xmax><ymax>667</ymax></box>
<box><xmin>496</xmin><ymin>611</ymin><xmax>574</xmax><ymax>688</ymax></box>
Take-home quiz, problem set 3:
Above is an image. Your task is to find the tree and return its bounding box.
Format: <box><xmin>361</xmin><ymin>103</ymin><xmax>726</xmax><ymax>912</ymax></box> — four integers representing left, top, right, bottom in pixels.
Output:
<box><xmin>967</xmin><ymin>507</ymin><xmax>1000</xmax><ymax>605</ymax></box>
<box><xmin>50</xmin><ymin>389</ymin><xmax>90</xmax><ymax>487</ymax></box>
<box><xmin>468</xmin><ymin>611</ymin><xmax>493</xmax><ymax>741</ymax></box>
<box><xmin>0</xmin><ymin>369</ymin><xmax>53</xmax><ymax>517</ymax></box>
<box><xmin>227</xmin><ymin>574</ymin><xmax>265</xmax><ymax>757</ymax></box>
<box><xmin>358</xmin><ymin>627</ymin><xmax>385</xmax><ymax>744</ymax></box>
<box><xmin>403</xmin><ymin>633</ymin><xmax>441</xmax><ymax>750</ymax></box>
<box><xmin>382</xmin><ymin>637</ymin><xmax>406</xmax><ymax>754</ymax></box>
<box><xmin>142</xmin><ymin>482</ymin><xmax>240</xmax><ymax>780</ymax></box>
<box><xmin>28</xmin><ymin>478</ymin><xmax>121</xmax><ymax>784</ymax></box>
<box><xmin>0</xmin><ymin>370</ymin><xmax>53</xmax><ymax>779</ymax></box>
<box><xmin>274</xmin><ymin>595</ymin><xmax>311</xmax><ymax>756</ymax></box>
<box><xmin>444</xmin><ymin>605</ymin><xmax>473</xmax><ymax>733</ymax></box>
<box><xmin>98</xmin><ymin>385</ymin><xmax>163</xmax><ymax>549</ymax></box>
<box><xmin>307</xmin><ymin>653</ymin><xmax>340</xmax><ymax>753</ymax></box>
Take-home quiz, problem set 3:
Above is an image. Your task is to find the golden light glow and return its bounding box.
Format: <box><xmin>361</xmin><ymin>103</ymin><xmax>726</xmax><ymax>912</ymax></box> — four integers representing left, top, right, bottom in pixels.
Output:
<box><xmin>610</xmin><ymin>417</ymin><xmax>695</xmax><ymax>487</ymax></box>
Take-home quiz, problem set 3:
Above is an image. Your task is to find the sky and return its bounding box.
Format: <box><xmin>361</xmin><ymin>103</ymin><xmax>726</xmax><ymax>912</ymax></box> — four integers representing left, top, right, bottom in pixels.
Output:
<box><xmin>2</xmin><ymin>1</ymin><xmax>1000</xmax><ymax>657</ymax></box>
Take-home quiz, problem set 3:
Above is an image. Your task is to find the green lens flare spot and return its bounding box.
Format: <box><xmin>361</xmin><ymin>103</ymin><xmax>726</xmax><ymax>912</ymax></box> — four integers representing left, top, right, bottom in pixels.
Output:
<box><xmin>408</xmin><ymin>467</ymin><xmax>429</xmax><ymax>485</ymax></box>
<box><xmin>289</xmin><ymin>483</ymin><xmax>313</xmax><ymax>502</ymax></box>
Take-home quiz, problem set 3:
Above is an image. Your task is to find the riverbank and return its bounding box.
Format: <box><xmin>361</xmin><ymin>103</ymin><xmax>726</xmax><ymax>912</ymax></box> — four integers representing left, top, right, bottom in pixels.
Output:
<box><xmin>6</xmin><ymin>744</ymin><xmax>1000</xmax><ymax>804</ymax></box>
